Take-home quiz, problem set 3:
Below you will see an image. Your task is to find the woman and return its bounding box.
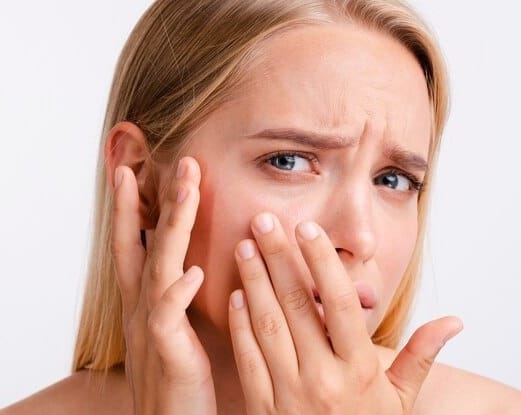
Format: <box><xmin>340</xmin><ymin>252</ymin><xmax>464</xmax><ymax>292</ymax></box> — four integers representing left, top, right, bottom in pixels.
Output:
<box><xmin>2</xmin><ymin>0</ymin><xmax>520</xmax><ymax>413</ymax></box>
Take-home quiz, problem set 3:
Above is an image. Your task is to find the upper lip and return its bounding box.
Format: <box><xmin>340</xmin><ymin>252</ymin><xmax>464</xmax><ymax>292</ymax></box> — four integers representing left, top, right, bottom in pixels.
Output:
<box><xmin>311</xmin><ymin>281</ymin><xmax>377</xmax><ymax>309</ymax></box>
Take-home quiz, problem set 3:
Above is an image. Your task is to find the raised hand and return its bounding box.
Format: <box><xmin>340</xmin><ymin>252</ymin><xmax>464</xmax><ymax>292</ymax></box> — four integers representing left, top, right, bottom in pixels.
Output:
<box><xmin>111</xmin><ymin>157</ymin><xmax>217</xmax><ymax>414</ymax></box>
<box><xmin>229</xmin><ymin>212</ymin><xmax>463</xmax><ymax>414</ymax></box>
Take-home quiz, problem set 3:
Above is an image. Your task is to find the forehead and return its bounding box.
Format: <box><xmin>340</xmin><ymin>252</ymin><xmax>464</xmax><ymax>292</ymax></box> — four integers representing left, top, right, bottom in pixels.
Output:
<box><xmin>229</xmin><ymin>23</ymin><xmax>431</xmax><ymax>155</ymax></box>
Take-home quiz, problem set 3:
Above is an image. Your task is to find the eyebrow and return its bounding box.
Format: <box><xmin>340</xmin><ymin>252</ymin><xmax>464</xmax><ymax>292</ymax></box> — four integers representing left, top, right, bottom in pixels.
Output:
<box><xmin>247</xmin><ymin>128</ymin><xmax>429</xmax><ymax>172</ymax></box>
<box><xmin>382</xmin><ymin>144</ymin><xmax>429</xmax><ymax>172</ymax></box>
<box><xmin>247</xmin><ymin>128</ymin><xmax>358</xmax><ymax>149</ymax></box>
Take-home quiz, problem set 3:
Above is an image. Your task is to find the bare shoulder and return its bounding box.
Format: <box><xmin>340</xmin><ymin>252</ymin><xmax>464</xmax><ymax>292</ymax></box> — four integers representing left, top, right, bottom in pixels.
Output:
<box><xmin>376</xmin><ymin>345</ymin><xmax>521</xmax><ymax>415</ymax></box>
<box><xmin>416</xmin><ymin>362</ymin><xmax>521</xmax><ymax>415</ymax></box>
<box><xmin>0</xmin><ymin>367</ymin><xmax>131</xmax><ymax>415</ymax></box>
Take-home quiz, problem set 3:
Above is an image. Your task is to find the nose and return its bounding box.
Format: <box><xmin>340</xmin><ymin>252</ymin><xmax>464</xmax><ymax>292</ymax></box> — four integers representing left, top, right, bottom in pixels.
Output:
<box><xmin>318</xmin><ymin>178</ymin><xmax>377</xmax><ymax>265</ymax></box>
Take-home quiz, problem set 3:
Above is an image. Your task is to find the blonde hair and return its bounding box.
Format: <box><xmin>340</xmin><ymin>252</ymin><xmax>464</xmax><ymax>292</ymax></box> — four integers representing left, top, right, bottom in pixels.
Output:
<box><xmin>73</xmin><ymin>0</ymin><xmax>449</xmax><ymax>372</ymax></box>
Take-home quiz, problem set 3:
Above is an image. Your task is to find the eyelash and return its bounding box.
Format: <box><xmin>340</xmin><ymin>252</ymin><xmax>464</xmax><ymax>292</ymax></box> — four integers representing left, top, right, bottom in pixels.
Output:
<box><xmin>380</xmin><ymin>168</ymin><xmax>424</xmax><ymax>192</ymax></box>
<box><xmin>258</xmin><ymin>151</ymin><xmax>424</xmax><ymax>192</ymax></box>
<box><xmin>257</xmin><ymin>151</ymin><xmax>319</xmax><ymax>172</ymax></box>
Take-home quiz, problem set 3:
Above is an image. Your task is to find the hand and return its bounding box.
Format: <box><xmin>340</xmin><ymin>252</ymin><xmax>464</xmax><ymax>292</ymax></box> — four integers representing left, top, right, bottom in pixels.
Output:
<box><xmin>111</xmin><ymin>157</ymin><xmax>216</xmax><ymax>414</ymax></box>
<box><xmin>228</xmin><ymin>213</ymin><xmax>463</xmax><ymax>414</ymax></box>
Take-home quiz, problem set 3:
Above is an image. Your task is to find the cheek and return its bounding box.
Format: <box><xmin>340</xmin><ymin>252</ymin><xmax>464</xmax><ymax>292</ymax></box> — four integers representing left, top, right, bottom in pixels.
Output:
<box><xmin>184</xmin><ymin>176</ymin><xmax>320</xmax><ymax>332</ymax></box>
<box><xmin>183</xmin><ymin>178</ymin><xmax>245</xmax><ymax>332</ymax></box>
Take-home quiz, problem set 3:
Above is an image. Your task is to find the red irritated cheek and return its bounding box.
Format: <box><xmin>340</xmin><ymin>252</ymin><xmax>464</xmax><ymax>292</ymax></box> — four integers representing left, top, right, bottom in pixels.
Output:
<box><xmin>193</xmin><ymin>178</ymin><xmax>314</xmax><ymax>259</ymax></box>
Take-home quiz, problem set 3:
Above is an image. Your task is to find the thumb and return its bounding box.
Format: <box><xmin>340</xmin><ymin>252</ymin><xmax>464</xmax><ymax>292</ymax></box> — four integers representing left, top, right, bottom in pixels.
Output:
<box><xmin>385</xmin><ymin>316</ymin><xmax>463</xmax><ymax>413</ymax></box>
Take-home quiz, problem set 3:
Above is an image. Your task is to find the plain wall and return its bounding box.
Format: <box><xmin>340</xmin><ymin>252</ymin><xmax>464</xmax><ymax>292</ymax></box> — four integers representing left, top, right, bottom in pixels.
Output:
<box><xmin>0</xmin><ymin>0</ymin><xmax>519</xmax><ymax>407</ymax></box>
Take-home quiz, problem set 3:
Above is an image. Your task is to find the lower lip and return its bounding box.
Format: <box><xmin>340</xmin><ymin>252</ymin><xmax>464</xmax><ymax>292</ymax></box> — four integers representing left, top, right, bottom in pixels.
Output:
<box><xmin>315</xmin><ymin>301</ymin><xmax>373</xmax><ymax>325</ymax></box>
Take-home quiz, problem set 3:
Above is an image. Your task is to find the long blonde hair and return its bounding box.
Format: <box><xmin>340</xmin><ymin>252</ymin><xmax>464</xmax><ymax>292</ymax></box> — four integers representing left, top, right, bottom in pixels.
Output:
<box><xmin>73</xmin><ymin>0</ymin><xmax>449</xmax><ymax>372</ymax></box>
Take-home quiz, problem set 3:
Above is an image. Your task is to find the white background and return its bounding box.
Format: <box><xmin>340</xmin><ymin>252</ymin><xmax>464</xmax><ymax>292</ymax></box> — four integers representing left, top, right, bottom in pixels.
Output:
<box><xmin>0</xmin><ymin>0</ymin><xmax>520</xmax><ymax>408</ymax></box>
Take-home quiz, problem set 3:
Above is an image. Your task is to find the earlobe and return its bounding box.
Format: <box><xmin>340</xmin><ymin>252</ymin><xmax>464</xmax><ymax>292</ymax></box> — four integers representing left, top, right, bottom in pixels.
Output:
<box><xmin>104</xmin><ymin>121</ymin><xmax>160</xmax><ymax>229</ymax></box>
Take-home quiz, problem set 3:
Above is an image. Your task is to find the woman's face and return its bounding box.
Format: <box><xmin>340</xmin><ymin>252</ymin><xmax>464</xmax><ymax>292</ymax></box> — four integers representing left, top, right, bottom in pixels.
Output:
<box><xmin>158</xmin><ymin>23</ymin><xmax>431</xmax><ymax>338</ymax></box>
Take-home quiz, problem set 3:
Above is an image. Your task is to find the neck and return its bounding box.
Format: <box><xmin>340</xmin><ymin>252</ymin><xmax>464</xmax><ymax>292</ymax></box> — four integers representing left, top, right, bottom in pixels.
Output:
<box><xmin>188</xmin><ymin>309</ymin><xmax>246</xmax><ymax>414</ymax></box>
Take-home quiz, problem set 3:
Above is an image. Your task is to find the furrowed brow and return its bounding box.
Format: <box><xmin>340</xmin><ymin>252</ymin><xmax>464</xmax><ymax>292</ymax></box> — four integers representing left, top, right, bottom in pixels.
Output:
<box><xmin>247</xmin><ymin>128</ymin><xmax>428</xmax><ymax>172</ymax></box>
<box><xmin>383</xmin><ymin>142</ymin><xmax>429</xmax><ymax>172</ymax></box>
<box><xmin>247</xmin><ymin>128</ymin><xmax>359</xmax><ymax>150</ymax></box>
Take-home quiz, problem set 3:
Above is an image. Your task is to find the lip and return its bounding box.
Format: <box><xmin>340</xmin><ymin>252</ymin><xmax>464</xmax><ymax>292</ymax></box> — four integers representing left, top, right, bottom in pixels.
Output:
<box><xmin>312</xmin><ymin>281</ymin><xmax>376</xmax><ymax>333</ymax></box>
<box><xmin>311</xmin><ymin>281</ymin><xmax>377</xmax><ymax>311</ymax></box>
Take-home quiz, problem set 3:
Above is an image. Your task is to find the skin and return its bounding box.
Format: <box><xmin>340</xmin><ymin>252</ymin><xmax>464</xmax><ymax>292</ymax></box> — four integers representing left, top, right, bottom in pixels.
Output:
<box><xmin>182</xmin><ymin>23</ymin><xmax>428</xmax><ymax>338</ymax></box>
<box><xmin>3</xmin><ymin>22</ymin><xmax>521</xmax><ymax>415</ymax></box>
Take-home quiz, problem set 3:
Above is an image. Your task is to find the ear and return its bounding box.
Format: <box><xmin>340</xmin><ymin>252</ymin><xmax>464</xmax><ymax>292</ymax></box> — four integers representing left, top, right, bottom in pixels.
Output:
<box><xmin>104</xmin><ymin>121</ymin><xmax>159</xmax><ymax>229</ymax></box>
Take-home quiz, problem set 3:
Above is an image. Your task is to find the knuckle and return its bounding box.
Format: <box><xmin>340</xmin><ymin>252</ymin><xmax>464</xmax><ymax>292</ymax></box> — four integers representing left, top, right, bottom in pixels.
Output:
<box><xmin>307</xmin><ymin>245</ymin><xmax>332</xmax><ymax>264</ymax></box>
<box><xmin>167</xmin><ymin>214</ymin><xmax>193</xmax><ymax>236</ymax></box>
<box><xmin>262</xmin><ymin>240</ymin><xmax>288</xmax><ymax>259</ymax></box>
<box><xmin>167</xmin><ymin>200</ymin><xmax>194</xmax><ymax>228</ymax></box>
<box><xmin>309</xmin><ymin>372</ymin><xmax>343</xmax><ymax>411</ymax></box>
<box><xmin>256</xmin><ymin>311</ymin><xmax>282</xmax><ymax>337</ymax></box>
<box><xmin>242</xmin><ymin>265</ymin><xmax>266</xmax><ymax>282</ymax></box>
<box><xmin>419</xmin><ymin>355</ymin><xmax>435</xmax><ymax>373</ymax></box>
<box><xmin>160</xmin><ymin>362</ymin><xmax>209</xmax><ymax>389</ymax></box>
<box><xmin>148</xmin><ymin>254</ymin><xmax>163</xmax><ymax>282</ymax></box>
<box><xmin>329</xmin><ymin>289</ymin><xmax>359</xmax><ymax>312</ymax></box>
<box><xmin>111</xmin><ymin>238</ymin><xmax>143</xmax><ymax>269</ymax></box>
<box><xmin>411</xmin><ymin>349</ymin><xmax>435</xmax><ymax>374</ymax></box>
<box><xmin>401</xmin><ymin>342</ymin><xmax>435</xmax><ymax>377</ymax></box>
<box><xmin>229</xmin><ymin>315</ymin><xmax>249</xmax><ymax>334</ymax></box>
<box><xmin>162</xmin><ymin>286</ymin><xmax>176</xmax><ymax>304</ymax></box>
<box><xmin>161</xmin><ymin>284</ymin><xmax>183</xmax><ymax>306</ymax></box>
<box><xmin>110</xmin><ymin>240</ymin><xmax>124</xmax><ymax>260</ymax></box>
<box><xmin>147</xmin><ymin>312</ymin><xmax>169</xmax><ymax>340</ymax></box>
<box><xmin>112</xmin><ymin>199</ymin><xmax>125</xmax><ymax>216</ymax></box>
<box><xmin>282</xmin><ymin>287</ymin><xmax>311</xmax><ymax>313</ymax></box>
<box><xmin>236</xmin><ymin>349</ymin><xmax>261</xmax><ymax>376</ymax></box>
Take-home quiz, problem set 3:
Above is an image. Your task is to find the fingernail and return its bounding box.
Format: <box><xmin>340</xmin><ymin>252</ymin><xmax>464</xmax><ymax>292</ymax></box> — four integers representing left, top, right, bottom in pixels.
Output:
<box><xmin>253</xmin><ymin>213</ymin><xmax>274</xmax><ymax>234</ymax></box>
<box><xmin>237</xmin><ymin>240</ymin><xmax>255</xmax><ymax>260</ymax></box>
<box><xmin>183</xmin><ymin>266</ymin><xmax>202</xmax><ymax>283</ymax></box>
<box><xmin>115</xmin><ymin>167</ymin><xmax>123</xmax><ymax>189</ymax></box>
<box><xmin>441</xmin><ymin>320</ymin><xmax>464</xmax><ymax>347</ymax></box>
<box><xmin>176</xmin><ymin>159</ymin><xmax>187</xmax><ymax>179</ymax></box>
<box><xmin>231</xmin><ymin>290</ymin><xmax>245</xmax><ymax>310</ymax></box>
<box><xmin>297</xmin><ymin>221</ymin><xmax>319</xmax><ymax>241</ymax></box>
<box><xmin>177</xmin><ymin>186</ymin><xmax>188</xmax><ymax>204</ymax></box>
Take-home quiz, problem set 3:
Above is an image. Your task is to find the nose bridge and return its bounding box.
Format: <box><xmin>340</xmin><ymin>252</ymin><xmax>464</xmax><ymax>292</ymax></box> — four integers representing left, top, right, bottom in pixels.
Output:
<box><xmin>320</xmin><ymin>174</ymin><xmax>377</xmax><ymax>263</ymax></box>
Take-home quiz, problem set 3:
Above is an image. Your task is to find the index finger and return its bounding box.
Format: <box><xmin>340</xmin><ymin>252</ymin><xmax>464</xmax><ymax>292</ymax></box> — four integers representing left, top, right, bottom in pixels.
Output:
<box><xmin>295</xmin><ymin>221</ymin><xmax>373</xmax><ymax>360</ymax></box>
<box><xmin>111</xmin><ymin>166</ymin><xmax>146</xmax><ymax>318</ymax></box>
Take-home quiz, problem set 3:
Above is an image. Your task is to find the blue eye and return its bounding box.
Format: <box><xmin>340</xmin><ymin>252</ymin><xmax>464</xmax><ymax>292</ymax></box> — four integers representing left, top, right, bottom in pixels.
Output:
<box><xmin>268</xmin><ymin>153</ymin><xmax>313</xmax><ymax>172</ymax></box>
<box><xmin>374</xmin><ymin>170</ymin><xmax>422</xmax><ymax>192</ymax></box>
